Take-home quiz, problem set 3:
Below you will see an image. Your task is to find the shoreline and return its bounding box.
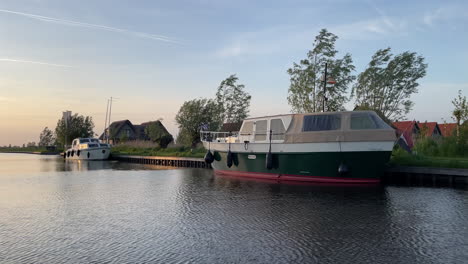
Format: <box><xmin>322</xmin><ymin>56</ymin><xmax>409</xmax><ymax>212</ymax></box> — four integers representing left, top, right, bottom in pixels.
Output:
<box><xmin>0</xmin><ymin>151</ymin><xmax>60</xmax><ymax>155</ymax></box>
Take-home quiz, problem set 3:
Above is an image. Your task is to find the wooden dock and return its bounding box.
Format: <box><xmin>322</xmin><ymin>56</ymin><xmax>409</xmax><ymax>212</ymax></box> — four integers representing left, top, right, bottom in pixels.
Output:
<box><xmin>111</xmin><ymin>154</ymin><xmax>210</xmax><ymax>168</ymax></box>
<box><xmin>383</xmin><ymin>166</ymin><xmax>468</xmax><ymax>186</ymax></box>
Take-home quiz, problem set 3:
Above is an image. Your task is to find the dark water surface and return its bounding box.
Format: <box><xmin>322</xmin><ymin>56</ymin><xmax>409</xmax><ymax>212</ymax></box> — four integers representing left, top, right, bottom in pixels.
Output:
<box><xmin>1</xmin><ymin>153</ymin><xmax>467</xmax><ymax>263</ymax></box>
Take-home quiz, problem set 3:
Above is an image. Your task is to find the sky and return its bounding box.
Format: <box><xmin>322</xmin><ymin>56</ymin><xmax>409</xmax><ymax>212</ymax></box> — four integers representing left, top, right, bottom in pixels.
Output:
<box><xmin>0</xmin><ymin>0</ymin><xmax>467</xmax><ymax>146</ymax></box>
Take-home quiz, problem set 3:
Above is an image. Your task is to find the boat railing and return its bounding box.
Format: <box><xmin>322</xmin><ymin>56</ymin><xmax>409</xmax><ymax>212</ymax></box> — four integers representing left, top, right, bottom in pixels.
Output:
<box><xmin>200</xmin><ymin>131</ymin><xmax>239</xmax><ymax>143</ymax></box>
<box><xmin>201</xmin><ymin>130</ymin><xmax>287</xmax><ymax>143</ymax></box>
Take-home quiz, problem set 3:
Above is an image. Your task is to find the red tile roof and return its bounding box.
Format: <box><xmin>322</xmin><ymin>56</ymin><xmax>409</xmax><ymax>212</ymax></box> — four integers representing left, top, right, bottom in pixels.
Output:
<box><xmin>439</xmin><ymin>123</ymin><xmax>457</xmax><ymax>137</ymax></box>
<box><xmin>392</xmin><ymin>121</ymin><xmax>418</xmax><ymax>133</ymax></box>
<box><xmin>392</xmin><ymin>121</ymin><xmax>419</xmax><ymax>148</ymax></box>
<box><xmin>417</xmin><ymin>122</ymin><xmax>439</xmax><ymax>137</ymax></box>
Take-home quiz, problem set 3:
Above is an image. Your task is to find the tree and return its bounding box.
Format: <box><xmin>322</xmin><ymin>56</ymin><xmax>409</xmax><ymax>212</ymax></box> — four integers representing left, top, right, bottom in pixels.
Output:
<box><xmin>39</xmin><ymin>127</ymin><xmax>55</xmax><ymax>146</ymax></box>
<box><xmin>351</xmin><ymin>48</ymin><xmax>427</xmax><ymax>121</ymax></box>
<box><xmin>55</xmin><ymin>113</ymin><xmax>95</xmax><ymax>146</ymax></box>
<box><xmin>216</xmin><ymin>74</ymin><xmax>251</xmax><ymax>123</ymax></box>
<box><xmin>145</xmin><ymin>121</ymin><xmax>174</xmax><ymax>148</ymax></box>
<box><xmin>287</xmin><ymin>29</ymin><xmax>356</xmax><ymax>113</ymax></box>
<box><xmin>451</xmin><ymin>89</ymin><xmax>468</xmax><ymax>137</ymax></box>
<box><xmin>175</xmin><ymin>98</ymin><xmax>223</xmax><ymax>147</ymax></box>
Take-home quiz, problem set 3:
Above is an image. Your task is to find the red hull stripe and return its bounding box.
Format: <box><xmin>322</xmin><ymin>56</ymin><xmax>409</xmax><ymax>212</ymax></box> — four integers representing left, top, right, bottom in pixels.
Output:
<box><xmin>214</xmin><ymin>170</ymin><xmax>380</xmax><ymax>184</ymax></box>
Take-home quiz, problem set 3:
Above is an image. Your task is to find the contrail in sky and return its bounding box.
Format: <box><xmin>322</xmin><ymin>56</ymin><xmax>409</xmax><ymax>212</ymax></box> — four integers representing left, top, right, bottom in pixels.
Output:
<box><xmin>0</xmin><ymin>58</ymin><xmax>75</xmax><ymax>68</ymax></box>
<box><xmin>0</xmin><ymin>9</ymin><xmax>180</xmax><ymax>43</ymax></box>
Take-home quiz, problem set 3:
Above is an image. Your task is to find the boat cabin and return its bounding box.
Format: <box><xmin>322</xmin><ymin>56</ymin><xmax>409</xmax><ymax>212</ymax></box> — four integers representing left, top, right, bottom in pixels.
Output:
<box><xmin>71</xmin><ymin>138</ymin><xmax>109</xmax><ymax>149</ymax></box>
<box><xmin>205</xmin><ymin>111</ymin><xmax>395</xmax><ymax>144</ymax></box>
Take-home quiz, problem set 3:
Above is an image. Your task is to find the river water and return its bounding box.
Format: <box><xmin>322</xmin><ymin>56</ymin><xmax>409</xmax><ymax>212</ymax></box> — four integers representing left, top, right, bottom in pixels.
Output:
<box><xmin>1</xmin><ymin>153</ymin><xmax>467</xmax><ymax>263</ymax></box>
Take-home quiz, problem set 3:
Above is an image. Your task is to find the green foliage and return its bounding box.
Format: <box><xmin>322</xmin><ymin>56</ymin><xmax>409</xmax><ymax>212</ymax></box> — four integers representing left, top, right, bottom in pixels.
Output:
<box><xmin>175</xmin><ymin>98</ymin><xmax>223</xmax><ymax>147</ymax></box>
<box><xmin>413</xmin><ymin>124</ymin><xmax>467</xmax><ymax>157</ymax></box>
<box><xmin>39</xmin><ymin>127</ymin><xmax>55</xmax><ymax>146</ymax></box>
<box><xmin>287</xmin><ymin>28</ymin><xmax>356</xmax><ymax>113</ymax></box>
<box><xmin>440</xmin><ymin>124</ymin><xmax>468</xmax><ymax>156</ymax></box>
<box><xmin>111</xmin><ymin>145</ymin><xmax>205</xmax><ymax>158</ymax></box>
<box><xmin>413</xmin><ymin>137</ymin><xmax>439</xmax><ymax>156</ymax></box>
<box><xmin>0</xmin><ymin>146</ymin><xmax>63</xmax><ymax>154</ymax></box>
<box><xmin>451</xmin><ymin>90</ymin><xmax>468</xmax><ymax>138</ymax></box>
<box><xmin>216</xmin><ymin>74</ymin><xmax>251</xmax><ymax>123</ymax></box>
<box><xmin>351</xmin><ymin>48</ymin><xmax>427</xmax><ymax>121</ymax></box>
<box><xmin>144</xmin><ymin>122</ymin><xmax>174</xmax><ymax>148</ymax></box>
<box><xmin>158</xmin><ymin>134</ymin><xmax>174</xmax><ymax>148</ymax></box>
<box><xmin>390</xmin><ymin>123</ymin><xmax>468</xmax><ymax>169</ymax></box>
<box><xmin>55</xmin><ymin>113</ymin><xmax>95</xmax><ymax>146</ymax></box>
<box><xmin>390</xmin><ymin>147</ymin><xmax>468</xmax><ymax>169</ymax></box>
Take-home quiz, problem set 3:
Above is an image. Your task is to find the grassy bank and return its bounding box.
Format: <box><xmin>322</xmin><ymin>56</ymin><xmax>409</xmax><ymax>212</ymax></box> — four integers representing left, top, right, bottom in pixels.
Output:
<box><xmin>390</xmin><ymin>148</ymin><xmax>468</xmax><ymax>169</ymax></box>
<box><xmin>111</xmin><ymin>145</ymin><xmax>206</xmax><ymax>158</ymax></box>
<box><xmin>0</xmin><ymin>147</ymin><xmax>62</xmax><ymax>154</ymax></box>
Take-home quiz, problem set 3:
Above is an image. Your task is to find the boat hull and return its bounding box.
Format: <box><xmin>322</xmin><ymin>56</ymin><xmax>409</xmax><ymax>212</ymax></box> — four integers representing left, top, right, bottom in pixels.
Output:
<box><xmin>210</xmin><ymin>151</ymin><xmax>391</xmax><ymax>183</ymax></box>
<box><xmin>65</xmin><ymin>148</ymin><xmax>111</xmax><ymax>160</ymax></box>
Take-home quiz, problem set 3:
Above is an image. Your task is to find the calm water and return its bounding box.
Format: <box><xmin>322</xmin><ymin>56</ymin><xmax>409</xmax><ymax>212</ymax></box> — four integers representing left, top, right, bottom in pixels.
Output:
<box><xmin>1</xmin><ymin>153</ymin><xmax>467</xmax><ymax>263</ymax></box>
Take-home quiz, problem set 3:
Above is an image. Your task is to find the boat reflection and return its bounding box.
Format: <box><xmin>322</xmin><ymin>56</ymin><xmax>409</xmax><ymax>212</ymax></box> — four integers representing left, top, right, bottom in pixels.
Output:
<box><xmin>58</xmin><ymin>159</ymin><xmax>178</xmax><ymax>172</ymax></box>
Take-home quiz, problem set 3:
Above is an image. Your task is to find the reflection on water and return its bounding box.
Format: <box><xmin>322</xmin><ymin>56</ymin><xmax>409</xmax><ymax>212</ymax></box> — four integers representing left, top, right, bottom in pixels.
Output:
<box><xmin>0</xmin><ymin>153</ymin><xmax>467</xmax><ymax>263</ymax></box>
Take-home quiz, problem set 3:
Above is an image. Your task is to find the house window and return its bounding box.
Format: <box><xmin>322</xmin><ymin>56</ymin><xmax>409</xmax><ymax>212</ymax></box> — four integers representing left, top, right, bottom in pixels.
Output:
<box><xmin>303</xmin><ymin>115</ymin><xmax>341</xmax><ymax>131</ymax></box>
<box><xmin>270</xmin><ymin>119</ymin><xmax>286</xmax><ymax>140</ymax></box>
<box><xmin>254</xmin><ymin>120</ymin><xmax>267</xmax><ymax>141</ymax></box>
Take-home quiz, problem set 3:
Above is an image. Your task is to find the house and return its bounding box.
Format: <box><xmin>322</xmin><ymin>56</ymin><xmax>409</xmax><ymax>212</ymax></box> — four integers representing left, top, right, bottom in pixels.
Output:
<box><xmin>100</xmin><ymin>120</ymin><xmax>172</xmax><ymax>145</ymax></box>
<box><xmin>392</xmin><ymin>121</ymin><xmax>420</xmax><ymax>149</ymax></box>
<box><xmin>439</xmin><ymin>123</ymin><xmax>457</xmax><ymax>137</ymax></box>
<box><xmin>100</xmin><ymin>120</ymin><xmax>137</xmax><ymax>142</ymax></box>
<box><xmin>417</xmin><ymin>122</ymin><xmax>442</xmax><ymax>138</ymax></box>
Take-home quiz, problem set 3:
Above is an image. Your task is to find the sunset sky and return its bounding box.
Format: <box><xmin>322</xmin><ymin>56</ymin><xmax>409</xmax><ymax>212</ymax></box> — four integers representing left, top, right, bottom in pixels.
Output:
<box><xmin>1</xmin><ymin>0</ymin><xmax>467</xmax><ymax>146</ymax></box>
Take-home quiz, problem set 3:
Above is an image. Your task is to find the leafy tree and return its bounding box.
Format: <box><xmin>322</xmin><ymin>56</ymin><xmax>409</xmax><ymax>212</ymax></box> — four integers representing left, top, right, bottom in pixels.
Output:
<box><xmin>451</xmin><ymin>89</ymin><xmax>468</xmax><ymax>137</ymax></box>
<box><xmin>216</xmin><ymin>74</ymin><xmax>251</xmax><ymax>123</ymax></box>
<box><xmin>145</xmin><ymin>121</ymin><xmax>174</xmax><ymax>148</ymax></box>
<box><xmin>39</xmin><ymin>127</ymin><xmax>55</xmax><ymax>146</ymax></box>
<box><xmin>351</xmin><ymin>48</ymin><xmax>427</xmax><ymax>121</ymax></box>
<box><xmin>55</xmin><ymin>113</ymin><xmax>95</xmax><ymax>146</ymax></box>
<box><xmin>287</xmin><ymin>29</ymin><xmax>356</xmax><ymax>113</ymax></box>
<box><xmin>175</xmin><ymin>98</ymin><xmax>223</xmax><ymax>147</ymax></box>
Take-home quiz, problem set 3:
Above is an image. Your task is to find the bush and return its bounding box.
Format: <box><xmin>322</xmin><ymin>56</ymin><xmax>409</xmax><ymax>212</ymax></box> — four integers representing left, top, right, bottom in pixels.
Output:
<box><xmin>412</xmin><ymin>124</ymin><xmax>467</xmax><ymax>158</ymax></box>
<box><xmin>413</xmin><ymin>137</ymin><xmax>439</xmax><ymax>156</ymax></box>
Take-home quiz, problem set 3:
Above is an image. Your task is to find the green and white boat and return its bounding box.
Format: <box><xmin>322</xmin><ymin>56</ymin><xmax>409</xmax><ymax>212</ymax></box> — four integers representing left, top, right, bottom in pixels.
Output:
<box><xmin>201</xmin><ymin>111</ymin><xmax>396</xmax><ymax>183</ymax></box>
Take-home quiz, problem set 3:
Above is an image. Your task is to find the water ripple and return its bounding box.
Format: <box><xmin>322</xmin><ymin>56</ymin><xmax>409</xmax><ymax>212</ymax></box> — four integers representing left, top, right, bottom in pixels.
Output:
<box><xmin>0</xmin><ymin>154</ymin><xmax>467</xmax><ymax>263</ymax></box>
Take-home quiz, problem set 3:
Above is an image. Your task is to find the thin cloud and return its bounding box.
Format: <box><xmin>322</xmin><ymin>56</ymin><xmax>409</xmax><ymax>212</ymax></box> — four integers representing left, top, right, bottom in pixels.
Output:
<box><xmin>0</xmin><ymin>9</ymin><xmax>180</xmax><ymax>44</ymax></box>
<box><xmin>0</xmin><ymin>58</ymin><xmax>74</xmax><ymax>68</ymax></box>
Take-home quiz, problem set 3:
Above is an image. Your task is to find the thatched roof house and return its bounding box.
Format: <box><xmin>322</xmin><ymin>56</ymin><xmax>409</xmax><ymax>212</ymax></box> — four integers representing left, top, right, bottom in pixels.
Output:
<box><xmin>100</xmin><ymin>120</ymin><xmax>172</xmax><ymax>145</ymax></box>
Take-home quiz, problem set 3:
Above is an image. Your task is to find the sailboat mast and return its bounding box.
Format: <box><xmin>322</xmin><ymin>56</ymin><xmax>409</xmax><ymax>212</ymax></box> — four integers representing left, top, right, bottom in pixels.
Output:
<box><xmin>104</xmin><ymin>99</ymin><xmax>110</xmax><ymax>142</ymax></box>
<box><xmin>107</xmin><ymin>97</ymin><xmax>113</xmax><ymax>144</ymax></box>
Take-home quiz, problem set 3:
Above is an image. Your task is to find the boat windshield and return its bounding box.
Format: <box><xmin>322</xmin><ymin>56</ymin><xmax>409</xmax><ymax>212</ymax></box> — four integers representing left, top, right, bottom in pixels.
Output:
<box><xmin>350</xmin><ymin>113</ymin><xmax>391</xmax><ymax>130</ymax></box>
<box><xmin>79</xmin><ymin>139</ymin><xmax>90</xmax><ymax>143</ymax></box>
